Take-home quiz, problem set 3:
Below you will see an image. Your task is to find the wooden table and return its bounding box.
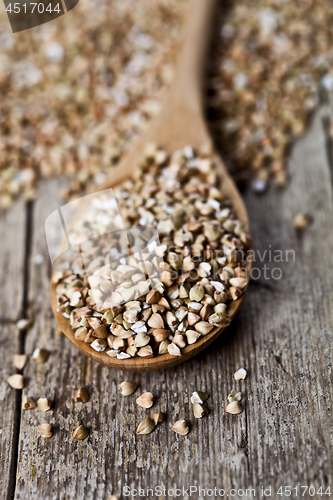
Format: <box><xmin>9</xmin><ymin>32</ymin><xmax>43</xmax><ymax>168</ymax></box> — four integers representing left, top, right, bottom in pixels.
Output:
<box><xmin>0</xmin><ymin>104</ymin><xmax>333</xmax><ymax>499</ymax></box>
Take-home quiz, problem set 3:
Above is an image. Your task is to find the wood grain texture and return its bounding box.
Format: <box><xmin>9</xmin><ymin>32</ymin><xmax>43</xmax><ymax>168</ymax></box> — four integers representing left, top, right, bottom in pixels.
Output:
<box><xmin>5</xmin><ymin>108</ymin><xmax>331</xmax><ymax>499</ymax></box>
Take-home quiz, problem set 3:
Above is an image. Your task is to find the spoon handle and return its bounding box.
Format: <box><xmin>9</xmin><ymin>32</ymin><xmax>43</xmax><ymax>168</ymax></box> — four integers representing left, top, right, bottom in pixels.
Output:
<box><xmin>169</xmin><ymin>0</ymin><xmax>217</xmax><ymax>116</ymax></box>
<box><xmin>98</xmin><ymin>0</ymin><xmax>218</xmax><ymax>190</ymax></box>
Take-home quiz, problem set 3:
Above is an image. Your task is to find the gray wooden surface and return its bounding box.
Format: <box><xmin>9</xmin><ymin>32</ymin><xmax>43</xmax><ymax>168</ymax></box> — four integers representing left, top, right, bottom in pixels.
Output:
<box><xmin>1</xmin><ymin>105</ymin><xmax>333</xmax><ymax>500</ymax></box>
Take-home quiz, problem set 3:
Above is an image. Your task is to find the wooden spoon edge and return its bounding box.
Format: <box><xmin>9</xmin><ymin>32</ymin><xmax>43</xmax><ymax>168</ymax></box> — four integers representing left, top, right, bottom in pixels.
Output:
<box><xmin>51</xmin><ymin>280</ymin><xmax>249</xmax><ymax>372</ymax></box>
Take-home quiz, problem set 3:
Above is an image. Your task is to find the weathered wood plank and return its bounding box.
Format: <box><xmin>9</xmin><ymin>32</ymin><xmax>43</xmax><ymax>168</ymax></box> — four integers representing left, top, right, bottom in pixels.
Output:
<box><xmin>0</xmin><ymin>325</ymin><xmax>23</xmax><ymax>500</ymax></box>
<box><xmin>13</xmin><ymin>179</ymin><xmax>89</xmax><ymax>499</ymax></box>
<box><xmin>0</xmin><ymin>200</ymin><xmax>28</xmax><ymax>499</ymax></box>
<box><xmin>0</xmin><ymin>201</ymin><xmax>27</xmax><ymax>321</ymax></box>
<box><xmin>238</xmin><ymin>106</ymin><xmax>333</xmax><ymax>491</ymax></box>
<box><xmin>13</xmin><ymin>108</ymin><xmax>333</xmax><ymax>499</ymax></box>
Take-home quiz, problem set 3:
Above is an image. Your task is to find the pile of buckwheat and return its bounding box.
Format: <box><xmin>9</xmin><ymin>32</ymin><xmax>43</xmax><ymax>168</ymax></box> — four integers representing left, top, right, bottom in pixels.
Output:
<box><xmin>207</xmin><ymin>0</ymin><xmax>333</xmax><ymax>192</ymax></box>
<box><xmin>0</xmin><ymin>0</ymin><xmax>187</xmax><ymax>208</ymax></box>
<box><xmin>54</xmin><ymin>145</ymin><xmax>251</xmax><ymax>360</ymax></box>
<box><xmin>1</xmin><ymin>0</ymin><xmax>333</xmax><ymax>208</ymax></box>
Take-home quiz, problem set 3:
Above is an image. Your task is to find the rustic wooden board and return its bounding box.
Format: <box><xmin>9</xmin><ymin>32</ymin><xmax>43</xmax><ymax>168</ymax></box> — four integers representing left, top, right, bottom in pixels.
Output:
<box><xmin>0</xmin><ymin>200</ymin><xmax>27</xmax><ymax>321</ymax></box>
<box><xmin>0</xmin><ymin>200</ymin><xmax>28</xmax><ymax>500</ymax></box>
<box><xmin>5</xmin><ymin>107</ymin><xmax>331</xmax><ymax>499</ymax></box>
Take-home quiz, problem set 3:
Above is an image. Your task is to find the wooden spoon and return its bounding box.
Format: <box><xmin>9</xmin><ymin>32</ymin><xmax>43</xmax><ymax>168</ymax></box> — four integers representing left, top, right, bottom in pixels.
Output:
<box><xmin>51</xmin><ymin>0</ymin><xmax>251</xmax><ymax>371</ymax></box>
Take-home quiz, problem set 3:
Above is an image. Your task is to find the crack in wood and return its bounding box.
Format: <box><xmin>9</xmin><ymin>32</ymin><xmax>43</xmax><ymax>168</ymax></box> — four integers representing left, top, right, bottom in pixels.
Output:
<box><xmin>240</xmin><ymin>409</ymin><xmax>250</xmax><ymax>474</ymax></box>
<box><xmin>0</xmin><ymin>318</ymin><xmax>18</xmax><ymax>324</ymax></box>
<box><xmin>269</xmin><ymin>349</ymin><xmax>290</xmax><ymax>377</ymax></box>
<box><xmin>321</xmin><ymin>111</ymin><xmax>333</xmax><ymax>189</ymax></box>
